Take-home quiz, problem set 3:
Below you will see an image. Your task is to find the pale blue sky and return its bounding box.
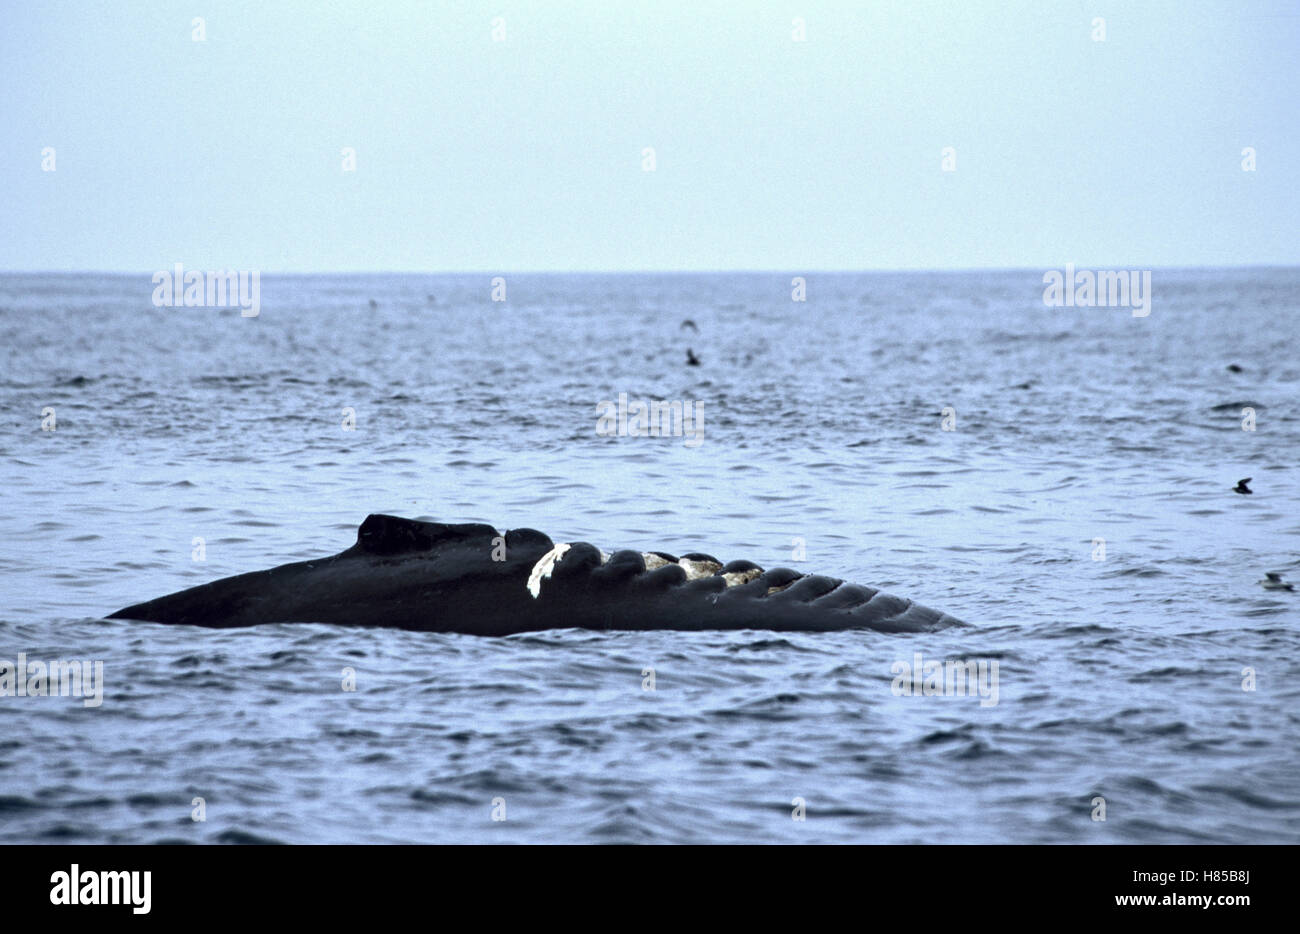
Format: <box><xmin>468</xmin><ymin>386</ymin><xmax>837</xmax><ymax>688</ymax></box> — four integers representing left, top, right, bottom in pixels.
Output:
<box><xmin>1</xmin><ymin>0</ymin><xmax>1297</xmax><ymax>272</ymax></box>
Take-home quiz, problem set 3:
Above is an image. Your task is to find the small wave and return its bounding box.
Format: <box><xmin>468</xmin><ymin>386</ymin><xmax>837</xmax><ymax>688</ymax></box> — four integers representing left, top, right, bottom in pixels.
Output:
<box><xmin>214</xmin><ymin>828</ymin><xmax>287</xmax><ymax>845</ymax></box>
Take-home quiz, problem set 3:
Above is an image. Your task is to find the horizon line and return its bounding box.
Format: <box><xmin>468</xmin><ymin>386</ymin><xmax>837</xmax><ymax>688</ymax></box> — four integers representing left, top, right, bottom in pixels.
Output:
<box><xmin>1</xmin><ymin>263</ymin><xmax>1297</xmax><ymax>277</ymax></box>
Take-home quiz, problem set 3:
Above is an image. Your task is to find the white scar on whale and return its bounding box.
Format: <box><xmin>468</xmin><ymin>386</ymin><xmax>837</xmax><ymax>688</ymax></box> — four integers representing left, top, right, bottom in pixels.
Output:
<box><xmin>527</xmin><ymin>543</ymin><xmax>571</xmax><ymax>598</ymax></box>
<box><xmin>528</xmin><ymin>543</ymin><xmax>761</xmax><ymax>598</ymax></box>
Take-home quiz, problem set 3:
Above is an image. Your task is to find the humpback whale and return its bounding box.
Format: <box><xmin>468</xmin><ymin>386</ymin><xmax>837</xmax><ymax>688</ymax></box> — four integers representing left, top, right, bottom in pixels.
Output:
<box><xmin>108</xmin><ymin>515</ymin><xmax>964</xmax><ymax>635</ymax></box>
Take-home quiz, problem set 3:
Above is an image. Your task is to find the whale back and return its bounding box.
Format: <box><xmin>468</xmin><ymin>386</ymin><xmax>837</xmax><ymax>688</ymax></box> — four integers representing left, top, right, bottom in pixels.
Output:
<box><xmin>353</xmin><ymin>514</ymin><xmax>500</xmax><ymax>556</ymax></box>
<box><xmin>109</xmin><ymin>515</ymin><xmax>964</xmax><ymax>634</ymax></box>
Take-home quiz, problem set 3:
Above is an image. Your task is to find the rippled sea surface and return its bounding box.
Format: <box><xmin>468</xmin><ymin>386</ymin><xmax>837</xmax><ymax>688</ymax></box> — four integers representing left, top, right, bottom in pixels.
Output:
<box><xmin>1</xmin><ymin>269</ymin><xmax>1297</xmax><ymax>843</ymax></box>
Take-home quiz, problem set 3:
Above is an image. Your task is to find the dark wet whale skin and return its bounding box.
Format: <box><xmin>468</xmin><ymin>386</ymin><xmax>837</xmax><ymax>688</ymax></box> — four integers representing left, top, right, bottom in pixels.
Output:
<box><xmin>108</xmin><ymin>515</ymin><xmax>964</xmax><ymax>634</ymax></box>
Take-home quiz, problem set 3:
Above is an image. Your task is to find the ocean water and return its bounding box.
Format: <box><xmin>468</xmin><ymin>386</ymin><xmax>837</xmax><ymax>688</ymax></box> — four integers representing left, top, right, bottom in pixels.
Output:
<box><xmin>0</xmin><ymin>269</ymin><xmax>1297</xmax><ymax>844</ymax></box>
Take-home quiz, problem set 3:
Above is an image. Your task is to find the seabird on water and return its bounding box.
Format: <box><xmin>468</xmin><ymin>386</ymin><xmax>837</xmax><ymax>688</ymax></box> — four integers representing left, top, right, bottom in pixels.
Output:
<box><xmin>1258</xmin><ymin>572</ymin><xmax>1294</xmax><ymax>592</ymax></box>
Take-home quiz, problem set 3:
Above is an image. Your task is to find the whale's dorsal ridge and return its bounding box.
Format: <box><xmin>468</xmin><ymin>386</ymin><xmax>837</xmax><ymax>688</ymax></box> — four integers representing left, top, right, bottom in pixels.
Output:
<box><xmin>111</xmin><ymin>516</ymin><xmax>964</xmax><ymax>633</ymax></box>
<box><xmin>355</xmin><ymin>514</ymin><xmax>498</xmax><ymax>556</ymax></box>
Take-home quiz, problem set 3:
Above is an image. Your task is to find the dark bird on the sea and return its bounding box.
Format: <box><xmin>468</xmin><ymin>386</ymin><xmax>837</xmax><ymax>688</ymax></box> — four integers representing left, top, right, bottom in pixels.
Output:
<box><xmin>1234</xmin><ymin>478</ymin><xmax>1252</xmax><ymax>495</ymax></box>
<box><xmin>680</xmin><ymin>319</ymin><xmax>698</xmax><ymax>332</ymax></box>
<box><xmin>368</xmin><ymin>298</ymin><xmax>378</xmax><ymax>309</ymax></box>
<box><xmin>1226</xmin><ymin>363</ymin><xmax>1244</xmax><ymax>373</ymax></box>
<box><xmin>1258</xmin><ymin>572</ymin><xmax>1294</xmax><ymax>592</ymax></box>
<box><xmin>686</xmin><ymin>348</ymin><xmax>701</xmax><ymax>366</ymax></box>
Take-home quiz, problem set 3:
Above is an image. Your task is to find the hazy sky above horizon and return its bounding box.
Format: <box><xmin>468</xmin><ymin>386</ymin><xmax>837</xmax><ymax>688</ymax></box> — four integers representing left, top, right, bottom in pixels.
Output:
<box><xmin>2</xmin><ymin>0</ymin><xmax>1297</xmax><ymax>272</ymax></box>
